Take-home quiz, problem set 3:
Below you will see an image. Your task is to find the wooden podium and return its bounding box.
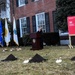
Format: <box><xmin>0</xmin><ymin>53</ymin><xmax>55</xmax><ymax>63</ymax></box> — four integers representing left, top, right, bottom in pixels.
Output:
<box><xmin>30</xmin><ymin>33</ymin><xmax>43</xmax><ymax>50</ymax></box>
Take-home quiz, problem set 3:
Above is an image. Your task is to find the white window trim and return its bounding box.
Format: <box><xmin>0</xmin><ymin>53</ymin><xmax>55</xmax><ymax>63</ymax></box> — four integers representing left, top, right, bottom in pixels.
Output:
<box><xmin>19</xmin><ymin>17</ymin><xmax>26</xmax><ymax>37</ymax></box>
<box><xmin>18</xmin><ymin>0</ymin><xmax>25</xmax><ymax>7</ymax></box>
<box><xmin>35</xmin><ymin>12</ymin><xmax>45</xmax><ymax>32</ymax></box>
<box><xmin>35</xmin><ymin>15</ymin><xmax>38</xmax><ymax>31</ymax></box>
<box><xmin>34</xmin><ymin>0</ymin><xmax>39</xmax><ymax>2</ymax></box>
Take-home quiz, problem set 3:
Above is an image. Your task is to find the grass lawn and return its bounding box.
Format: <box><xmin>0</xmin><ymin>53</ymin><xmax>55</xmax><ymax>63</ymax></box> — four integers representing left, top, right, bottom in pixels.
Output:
<box><xmin>0</xmin><ymin>46</ymin><xmax>75</xmax><ymax>75</ymax></box>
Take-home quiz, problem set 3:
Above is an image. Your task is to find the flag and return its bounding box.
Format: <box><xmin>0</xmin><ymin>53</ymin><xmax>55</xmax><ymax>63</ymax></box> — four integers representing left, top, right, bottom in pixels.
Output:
<box><xmin>0</xmin><ymin>21</ymin><xmax>3</xmax><ymax>47</ymax></box>
<box><xmin>13</xmin><ymin>17</ymin><xmax>19</xmax><ymax>46</ymax></box>
<box><xmin>4</xmin><ymin>18</ymin><xmax>11</xmax><ymax>46</ymax></box>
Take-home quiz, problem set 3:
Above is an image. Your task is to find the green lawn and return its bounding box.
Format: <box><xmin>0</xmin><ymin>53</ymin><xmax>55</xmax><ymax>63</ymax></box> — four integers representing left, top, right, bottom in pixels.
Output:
<box><xmin>0</xmin><ymin>46</ymin><xmax>75</xmax><ymax>75</ymax></box>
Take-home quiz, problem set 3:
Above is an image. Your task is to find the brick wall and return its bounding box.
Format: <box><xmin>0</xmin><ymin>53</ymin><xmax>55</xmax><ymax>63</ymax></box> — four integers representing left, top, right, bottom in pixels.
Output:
<box><xmin>10</xmin><ymin>0</ymin><xmax>56</xmax><ymax>33</ymax></box>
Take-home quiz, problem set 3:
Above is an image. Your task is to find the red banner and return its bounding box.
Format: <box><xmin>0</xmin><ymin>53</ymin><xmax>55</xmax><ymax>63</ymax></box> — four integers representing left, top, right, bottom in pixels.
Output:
<box><xmin>67</xmin><ymin>16</ymin><xmax>75</xmax><ymax>35</ymax></box>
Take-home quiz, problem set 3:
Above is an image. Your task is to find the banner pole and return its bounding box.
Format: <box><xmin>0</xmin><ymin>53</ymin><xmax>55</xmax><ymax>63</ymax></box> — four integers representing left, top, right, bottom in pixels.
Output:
<box><xmin>69</xmin><ymin>35</ymin><xmax>73</xmax><ymax>49</ymax></box>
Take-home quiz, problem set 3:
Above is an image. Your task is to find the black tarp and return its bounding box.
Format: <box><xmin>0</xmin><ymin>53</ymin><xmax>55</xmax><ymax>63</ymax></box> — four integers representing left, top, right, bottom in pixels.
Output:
<box><xmin>71</xmin><ymin>56</ymin><xmax>75</xmax><ymax>61</ymax></box>
<box><xmin>29</xmin><ymin>54</ymin><xmax>47</xmax><ymax>63</ymax></box>
<box><xmin>1</xmin><ymin>54</ymin><xmax>18</xmax><ymax>61</ymax></box>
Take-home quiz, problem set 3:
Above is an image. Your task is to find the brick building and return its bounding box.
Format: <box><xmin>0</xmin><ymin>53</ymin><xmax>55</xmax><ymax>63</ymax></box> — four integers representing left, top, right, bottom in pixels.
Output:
<box><xmin>0</xmin><ymin>0</ymin><xmax>10</xmax><ymax>21</ymax></box>
<box><xmin>10</xmin><ymin>0</ymin><xmax>57</xmax><ymax>38</ymax></box>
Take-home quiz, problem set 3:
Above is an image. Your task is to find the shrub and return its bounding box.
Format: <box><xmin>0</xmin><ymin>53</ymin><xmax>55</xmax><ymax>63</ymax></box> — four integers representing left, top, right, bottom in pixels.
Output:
<box><xmin>22</xmin><ymin>34</ymin><xmax>32</xmax><ymax>46</ymax></box>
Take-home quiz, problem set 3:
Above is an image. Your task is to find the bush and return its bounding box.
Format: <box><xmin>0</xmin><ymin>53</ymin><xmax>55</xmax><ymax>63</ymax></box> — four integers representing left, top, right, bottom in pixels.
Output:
<box><xmin>22</xmin><ymin>32</ymin><xmax>60</xmax><ymax>46</ymax></box>
<box><xmin>43</xmin><ymin>32</ymin><xmax>60</xmax><ymax>45</ymax></box>
<box><xmin>22</xmin><ymin>34</ymin><xmax>32</xmax><ymax>46</ymax></box>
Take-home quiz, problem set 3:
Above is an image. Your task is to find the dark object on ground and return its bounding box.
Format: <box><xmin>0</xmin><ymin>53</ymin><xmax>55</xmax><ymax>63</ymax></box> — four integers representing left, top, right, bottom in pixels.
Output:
<box><xmin>1</xmin><ymin>54</ymin><xmax>18</xmax><ymax>61</ymax></box>
<box><xmin>71</xmin><ymin>56</ymin><xmax>75</xmax><ymax>61</ymax></box>
<box><xmin>29</xmin><ymin>54</ymin><xmax>47</xmax><ymax>63</ymax></box>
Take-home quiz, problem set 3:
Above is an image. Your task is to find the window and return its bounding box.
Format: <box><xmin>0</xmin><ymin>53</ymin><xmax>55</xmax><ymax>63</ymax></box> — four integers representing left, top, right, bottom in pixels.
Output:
<box><xmin>19</xmin><ymin>17</ymin><xmax>27</xmax><ymax>37</ymax></box>
<box><xmin>36</xmin><ymin>12</ymin><xmax>46</xmax><ymax>32</ymax></box>
<box><xmin>32</xmin><ymin>0</ymin><xmax>39</xmax><ymax>2</ymax></box>
<box><xmin>0</xmin><ymin>4</ymin><xmax>6</xmax><ymax>19</ymax></box>
<box><xmin>32</xmin><ymin>12</ymin><xmax>50</xmax><ymax>33</ymax></box>
<box><xmin>1</xmin><ymin>4</ymin><xmax>5</xmax><ymax>11</ymax></box>
<box><xmin>0</xmin><ymin>4</ymin><xmax>5</xmax><ymax>13</ymax></box>
<box><xmin>18</xmin><ymin>0</ymin><xmax>28</xmax><ymax>7</ymax></box>
<box><xmin>35</xmin><ymin>0</ymin><xmax>39</xmax><ymax>1</ymax></box>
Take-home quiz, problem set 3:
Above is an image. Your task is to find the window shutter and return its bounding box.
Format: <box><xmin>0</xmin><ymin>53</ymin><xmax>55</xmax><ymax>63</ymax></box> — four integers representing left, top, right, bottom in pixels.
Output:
<box><xmin>31</xmin><ymin>0</ymin><xmax>34</xmax><ymax>2</ymax></box>
<box><xmin>52</xmin><ymin>11</ymin><xmax>58</xmax><ymax>32</ymax></box>
<box><xmin>16</xmin><ymin>19</ymin><xmax>20</xmax><ymax>37</ymax></box>
<box><xmin>26</xmin><ymin>17</ymin><xmax>30</xmax><ymax>33</ymax></box>
<box><xmin>16</xmin><ymin>0</ymin><xmax>18</xmax><ymax>7</ymax></box>
<box><xmin>25</xmin><ymin>0</ymin><xmax>28</xmax><ymax>4</ymax></box>
<box><xmin>45</xmin><ymin>12</ymin><xmax>50</xmax><ymax>32</ymax></box>
<box><xmin>32</xmin><ymin>15</ymin><xmax>36</xmax><ymax>32</ymax></box>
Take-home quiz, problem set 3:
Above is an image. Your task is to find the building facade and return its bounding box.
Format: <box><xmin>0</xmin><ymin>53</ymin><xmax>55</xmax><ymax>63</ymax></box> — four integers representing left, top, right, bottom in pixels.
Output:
<box><xmin>10</xmin><ymin>0</ymin><xmax>57</xmax><ymax>37</ymax></box>
<box><xmin>0</xmin><ymin>0</ymin><xmax>10</xmax><ymax>21</ymax></box>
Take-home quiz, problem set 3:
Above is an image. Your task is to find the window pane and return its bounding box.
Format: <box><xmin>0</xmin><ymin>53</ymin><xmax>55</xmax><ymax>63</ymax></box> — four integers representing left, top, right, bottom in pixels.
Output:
<box><xmin>35</xmin><ymin>0</ymin><xmax>39</xmax><ymax>2</ymax></box>
<box><xmin>20</xmin><ymin>0</ymin><xmax>25</xmax><ymax>4</ymax></box>
<box><xmin>20</xmin><ymin>17</ymin><xmax>27</xmax><ymax>37</ymax></box>
<box><xmin>19</xmin><ymin>0</ymin><xmax>25</xmax><ymax>6</ymax></box>
<box><xmin>36</xmin><ymin>12</ymin><xmax>46</xmax><ymax>32</ymax></box>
